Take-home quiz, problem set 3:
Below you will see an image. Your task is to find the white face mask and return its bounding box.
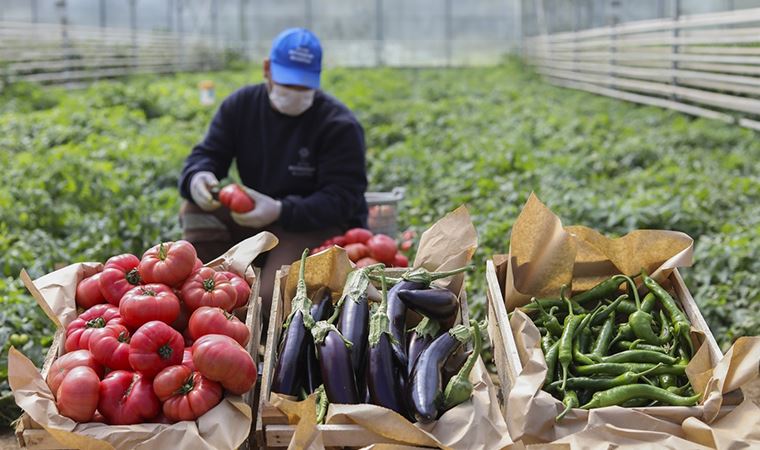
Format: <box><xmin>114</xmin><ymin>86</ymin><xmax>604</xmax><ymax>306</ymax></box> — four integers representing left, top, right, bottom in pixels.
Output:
<box><xmin>268</xmin><ymin>84</ymin><xmax>315</xmax><ymax>116</ymax></box>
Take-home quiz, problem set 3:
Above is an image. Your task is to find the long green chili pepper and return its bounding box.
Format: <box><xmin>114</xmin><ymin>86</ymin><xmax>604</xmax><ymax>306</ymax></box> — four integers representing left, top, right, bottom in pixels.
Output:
<box><xmin>616</xmin><ymin>300</ymin><xmax>638</xmax><ymax>316</ymax></box>
<box><xmin>619</xmin><ymin>339</ymin><xmax>668</xmax><ymax>354</ymax></box>
<box><xmin>558</xmin><ymin>294</ymin><xmax>585</xmax><ymax>391</ymax></box>
<box><xmin>547</xmin><ymin>364</ymin><xmax>662</xmax><ymax>392</ymax></box>
<box><xmin>642</xmin><ymin>271</ymin><xmax>693</xmax><ymax>357</ymax></box>
<box><xmin>556</xmin><ymin>390</ymin><xmax>579</xmax><ymax>422</ymax></box>
<box><xmin>641</xmin><ymin>293</ymin><xmax>657</xmax><ymax>313</ymax></box>
<box><xmin>543</xmin><ymin>340</ymin><xmax>560</xmax><ymax>386</ymax></box>
<box><xmin>580</xmin><ymin>384</ymin><xmax>700</xmax><ymax>409</ymax></box>
<box><xmin>667</xmin><ymin>384</ymin><xmax>694</xmax><ymax>396</ymax></box>
<box><xmin>532</xmin><ymin>298</ymin><xmax>564</xmax><ymax>337</ymax></box>
<box><xmin>521</xmin><ymin>298</ymin><xmax>587</xmax><ymax>315</ymax></box>
<box><xmin>579</xmin><ymin>327</ymin><xmax>593</xmax><ymax>354</ymax></box>
<box><xmin>609</xmin><ymin>323</ymin><xmax>635</xmax><ymax>348</ymax></box>
<box><xmin>590</xmin><ymin>294</ymin><xmax>628</xmax><ymax>326</ymax></box>
<box><xmin>591</xmin><ymin>314</ymin><xmax>616</xmax><ymax>361</ymax></box>
<box><xmin>657</xmin><ymin>310</ymin><xmax>671</xmax><ymax>343</ymax></box>
<box><xmin>571</xmin><ymin>275</ymin><xmax>629</xmax><ymax>305</ymax></box>
<box><xmin>575</xmin><ymin>362</ymin><xmax>687</xmax><ymax>377</ymax></box>
<box><xmin>573</xmin><ymin>335</ymin><xmax>596</xmax><ymax>366</ymax></box>
<box><xmin>659</xmin><ymin>374</ymin><xmax>677</xmax><ymax>390</ymax></box>
<box><xmin>620</xmin><ymin>398</ymin><xmax>654</xmax><ymax>407</ymax></box>
<box><xmin>601</xmin><ymin>350</ymin><xmax>678</xmax><ymax>365</ymax></box>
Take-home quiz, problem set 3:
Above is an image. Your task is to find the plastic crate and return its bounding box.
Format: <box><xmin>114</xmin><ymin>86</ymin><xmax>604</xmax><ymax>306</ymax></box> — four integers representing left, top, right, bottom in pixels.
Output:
<box><xmin>364</xmin><ymin>187</ymin><xmax>404</xmax><ymax>236</ymax></box>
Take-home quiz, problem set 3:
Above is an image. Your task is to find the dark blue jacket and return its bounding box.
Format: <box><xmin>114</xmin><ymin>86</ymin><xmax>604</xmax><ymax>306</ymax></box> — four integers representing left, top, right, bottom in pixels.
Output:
<box><xmin>179</xmin><ymin>84</ymin><xmax>368</xmax><ymax>231</ymax></box>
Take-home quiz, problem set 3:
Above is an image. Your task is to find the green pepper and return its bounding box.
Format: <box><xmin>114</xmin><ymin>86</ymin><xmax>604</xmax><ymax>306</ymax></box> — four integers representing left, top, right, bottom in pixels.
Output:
<box><xmin>627</xmin><ymin>277</ymin><xmax>668</xmax><ymax>346</ymax></box>
<box><xmin>580</xmin><ymin>384</ymin><xmax>700</xmax><ymax>409</ymax></box>
<box><xmin>659</xmin><ymin>374</ymin><xmax>677</xmax><ymax>390</ymax></box>
<box><xmin>601</xmin><ymin>350</ymin><xmax>678</xmax><ymax>365</ymax></box>
<box><xmin>610</xmin><ymin>323</ymin><xmax>635</xmax><ymax>348</ymax></box>
<box><xmin>616</xmin><ymin>300</ymin><xmax>638</xmax><ymax>316</ymax></box>
<box><xmin>532</xmin><ymin>299</ymin><xmax>564</xmax><ymax>337</ymax></box>
<box><xmin>641</xmin><ymin>292</ymin><xmax>657</xmax><ymax>313</ymax></box>
<box><xmin>546</xmin><ymin>364</ymin><xmax>662</xmax><ymax>392</ymax></box>
<box><xmin>590</xmin><ymin>314</ymin><xmax>616</xmax><ymax>361</ymax></box>
<box><xmin>571</xmin><ymin>275</ymin><xmax>629</xmax><ymax>305</ymax></box>
<box><xmin>543</xmin><ymin>339</ymin><xmax>561</xmax><ymax>386</ymax></box>
<box><xmin>642</xmin><ymin>271</ymin><xmax>693</xmax><ymax>356</ymax></box>
<box><xmin>657</xmin><ymin>310</ymin><xmax>672</xmax><ymax>343</ymax></box>
<box><xmin>556</xmin><ymin>390</ymin><xmax>579</xmax><ymax>421</ymax></box>
<box><xmin>574</xmin><ymin>362</ymin><xmax>687</xmax><ymax>377</ymax></box>
<box><xmin>558</xmin><ymin>294</ymin><xmax>585</xmax><ymax>391</ymax></box>
<box><xmin>590</xmin><ymin>294</ymin><xmax>627</xmax><ymax>326</ymax></box>
<box><xmin>618</xmin><ymin>339</ymin><xmax>668</xmax><ymax>354</ymax></box>
<box><xmin>521</xmin><ymin>298</ymin><xmax>587</xmax><ymax>315</ymax></box>
<box><xmin>579</xmin><ymin>327</ymin><xmax>593</xmax><ymax>354</ymax></box>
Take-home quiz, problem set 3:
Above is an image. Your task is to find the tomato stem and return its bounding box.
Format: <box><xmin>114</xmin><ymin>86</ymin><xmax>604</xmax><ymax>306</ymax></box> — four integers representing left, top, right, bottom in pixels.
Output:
<box><xmin>117</xmin><ymin>331</ymin><xmax>130</xmax><ymax>343</ymax></box>
<box><xmin>126</xmin><ymin>268</ymin><xmax>141</xmax><ymax>285</ymax></box>
<box><xmin>86</xmin><ymin>317</ymin><xmax>106</xmax><ymax>328</ymax></box>
<box><xmin>158</xmin><ymin>343</ymin><xmax>174</xmax><ymax>360</ymax></box>
<box><xmin>158</xmin><ymin>242</ymin><xmax>167</xmax><ymax>260</ymax></box>
<box><xmin>202</xmin><ymin>278</ymin><xmax>216</xmax><ymax>292</ymax></box>
<box><xmin>178</xmin><ymin>375</ymin><xmax>196</xmax><ymax>395</ymax></box>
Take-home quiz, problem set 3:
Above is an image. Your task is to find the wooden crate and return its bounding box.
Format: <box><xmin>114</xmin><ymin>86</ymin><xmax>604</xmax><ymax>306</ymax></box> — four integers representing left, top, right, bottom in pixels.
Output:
<box><xmin>485</xmin><ymin>256</ymin><xmax>744</xmax><ymax>419</ymax></box>
<box><xmin>15</xmin><ymin>268</ymin><xmax>263</xmax><ymax>450</ymax></box>
<box><xmin>256</xmin><ymin>266</ymin><xmax>478</xmax><ymax>449</ymax></box>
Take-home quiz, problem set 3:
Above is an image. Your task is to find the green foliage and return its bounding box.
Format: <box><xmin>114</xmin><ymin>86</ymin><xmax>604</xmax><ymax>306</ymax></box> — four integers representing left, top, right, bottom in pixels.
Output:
<box><xmin>1</xmin><ymin>60</ymin><xmax>758</xmax><ymax>425</ymax></box>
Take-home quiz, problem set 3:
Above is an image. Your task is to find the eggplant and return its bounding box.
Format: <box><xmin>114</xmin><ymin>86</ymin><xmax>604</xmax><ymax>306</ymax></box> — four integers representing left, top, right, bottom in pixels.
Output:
<box><xmin>408</xmin><ymin>324</ymin><xmax>471</xmax><ymax>423</ymax></box>
<box><xmin>366</xmin><ymin>273</ymin><xmax>406</xmax><ymax>416</ymax></box>
<box><xmin>442</xmin><ymin>320</ymin><xmax>483</xmax><ymax>411</ymax></box>
<box><xmin>272</xmin><ymin>250</ymin><xmax>315</xmax><ymax>396</ymax></box>
<box><xmin>407</xmin><ymin>317</ymin><xmax>442</xmax><ymax>374</ymax></box>
<box><xmin>338</xmin><ymin>291</ymin><xmax>369</xmax><ymax>392</ymax></box>
<box><xmin>398</xmin><ymin>288</ymin><xmax>459</xmax><ymax>321</ymax></box>
<box><xmin>442</xmin><ymin>348</ymin><xmax>470</xmax><ymax>390</ymax></box>
<box><xmin>312</xmin><ymin>321</ymin><xmax>359</xmax><ymax>404</ymax></box>
<box><xmin>305</xmin><ymin>288</ymin><xmax>335</xmax><ymax>393</ymax></box>
<box><xmin>388</xmin><ymin>280</ymin><xmax>426</xmax><ymax>371</ymax></box>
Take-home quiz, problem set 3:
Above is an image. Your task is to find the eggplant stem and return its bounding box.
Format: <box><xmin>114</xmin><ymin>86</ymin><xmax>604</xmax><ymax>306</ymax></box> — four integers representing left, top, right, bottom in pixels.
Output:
<box><xmin>442</xmin><ymin>319</ymin><xmax>482</xmax><ymax>410</ymax></box>
<box><xmin>368</xmin><ymin>272</ymin><xmax>395</xmax><ymax>347</ymax></box>
<box><xmin>283</xmin><ymin>249</ymin><xmax>316</xmax><ymax>330</ymax></box>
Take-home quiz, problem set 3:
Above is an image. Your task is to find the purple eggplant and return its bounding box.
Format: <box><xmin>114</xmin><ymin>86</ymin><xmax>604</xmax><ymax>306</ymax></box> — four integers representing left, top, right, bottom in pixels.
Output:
<box><xmin>312</xmin><ymin>321</ymin><xmax>359</xmax><ymax>404</ymax></box>
<box><xmin>338</xmin><ymin>291</ymin><xmax>369</xmax><ymax>392</ymax></box>
<box><xmin>272</xmin><ymin>249</ymin><xmax>315</xmax><ymax>396</ymax></box>
<box><xmin>408</xmin><ymin>324</ymin><xmax>471</xmax><ymax>423</ymax></box>
<box><xmin>398</xmin><ymin>288</ymin><xmax>459</xmax><ymax>322</ymax></box>
<box><xmin>366</xmin><ymin>273</ymin><xmax>407</xmax><ymax>416</ymax></box>
<box><xmin>305</xmin><ymin>289</ymin><xmax>334</xmax><ymax>393</ymax></box>
<box><xmin>407</xmin><ymin>317</ymin><xmax>442</xmax><ymax>374</ymax></box>
<box><xmin>442</xmin><ymin>320</ymin><xmax>484</xmax><ymax>411</ymax></box>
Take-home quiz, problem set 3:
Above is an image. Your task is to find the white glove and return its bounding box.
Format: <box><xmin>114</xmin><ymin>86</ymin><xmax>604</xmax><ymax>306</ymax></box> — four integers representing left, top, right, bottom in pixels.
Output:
<box><xmin>189</xmin><ymin>171</ymin><xmax>221</xmax><ymax>212</ymax></box>
<box><xmin>231</xmin><ymin>186</ymin><xmax>282</xmax><ymax>228</ymax></box>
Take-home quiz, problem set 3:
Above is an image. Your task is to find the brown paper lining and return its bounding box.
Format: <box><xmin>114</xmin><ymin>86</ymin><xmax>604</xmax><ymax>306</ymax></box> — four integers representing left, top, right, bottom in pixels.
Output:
<box><xmin>501</xmin><ymin>194</ymin><xmax>760</xmax><ymax>448</ymax></box>
<box><xmin>272</xmin><ymin>206</ymin><xmax>513</xmax><ymax>450</ymax></box>
<box><xmin>9</xmin><ymin>232</ymin><xmax>278</xmax><ymax>450</ymax></box>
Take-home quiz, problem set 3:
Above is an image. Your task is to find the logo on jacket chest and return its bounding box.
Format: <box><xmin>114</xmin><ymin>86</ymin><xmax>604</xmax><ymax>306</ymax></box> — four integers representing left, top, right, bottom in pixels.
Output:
<box><xmin>288</xmin><ymin>147</ymin><xmax>316</xmax><ymax>177</ymax></box>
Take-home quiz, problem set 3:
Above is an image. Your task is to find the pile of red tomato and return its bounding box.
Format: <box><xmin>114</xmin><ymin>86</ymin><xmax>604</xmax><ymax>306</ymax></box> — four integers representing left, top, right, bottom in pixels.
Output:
<box><xmin>311</xmin><ymin>228</ymin><xmax>413</xmax><ymax>268</ymax></box>
<box><xmin>50</xmin><ymin>240</ymin><xmax>257</xmax><ymax>425</ymax></box>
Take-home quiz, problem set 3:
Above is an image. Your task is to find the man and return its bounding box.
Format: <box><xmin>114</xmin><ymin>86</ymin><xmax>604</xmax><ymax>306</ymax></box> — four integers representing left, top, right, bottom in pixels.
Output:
<box><xmin>178</xmin><ymin>28</ymin><xmax>368</xmax><ymax>309</ymax></box>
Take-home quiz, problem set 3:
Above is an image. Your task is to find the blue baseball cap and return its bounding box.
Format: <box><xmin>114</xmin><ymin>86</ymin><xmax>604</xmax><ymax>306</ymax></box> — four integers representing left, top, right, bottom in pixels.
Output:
<box><xmin>269</xmin><ymin>28</ymin><xmax>322</xmax><ymax>89</ymax></box>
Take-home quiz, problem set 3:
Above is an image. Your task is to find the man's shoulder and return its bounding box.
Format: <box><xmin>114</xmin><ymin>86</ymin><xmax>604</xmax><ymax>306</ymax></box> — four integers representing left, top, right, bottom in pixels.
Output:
<box><xmin>223</xmin><ymin>84</ymin><xmax>266</xmax><ymax>108</ymax></box>
<box><xmin>314</xmin><ymin>91</ymin><xmax>361</xmax><ymax>128</ymax></box>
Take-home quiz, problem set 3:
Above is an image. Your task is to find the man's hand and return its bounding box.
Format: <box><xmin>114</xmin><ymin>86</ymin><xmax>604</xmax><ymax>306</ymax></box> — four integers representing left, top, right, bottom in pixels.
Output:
<box><xmin>189</xmin><ymin>171</ymin><xmax>221</xmax><ymax>211</ymax></box>
<box><xmin>231</xmin><ymin>187</ymin><xmax>282</xmax><ymax>228</ymax></box>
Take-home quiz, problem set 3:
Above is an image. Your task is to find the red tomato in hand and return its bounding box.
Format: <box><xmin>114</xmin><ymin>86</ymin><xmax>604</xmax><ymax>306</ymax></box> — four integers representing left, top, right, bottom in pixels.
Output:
<box><xmin>188</xmin><ymin>307</ymin><xmax>250</xmax><ymax>347</ymax></box>
<box><xmin>192</xmin><ymin>334</ymin><xmax>256</xmax><ymax>395</ymax></box>
<box><xmin>182</xmin><ymin>348</ymin><xmax>195</xmax><ymax>371</ymax></box>
<box><xmin>129</xmin><ymin>321</ymin><xmax>184</xmax><ymax>378</ymax></box>
<box><xmin>344</xmin><ymin>243</ymin><xmax>370</xmax><ymax>262</ymax></box>
<box><xmin>65</xmin><ymin>304</ymin><xmax>124</xmax><ymax>353</ymax></box>
<box><xmin>138</xmin><ymin>240</ymin><xmax>197</xmax><ymax>287</ymax></box>
<box><xmin>392</xmin><ymin>253</ymin><xmax>409</xmax><ymax>268</ymax></box>
<box><xmin>119</xmin><ymin>283</ymin><xmax>180</xmax><ymax>328</ymax></box>
<box><xmin>75</xmin><ymin>273</ymin><xmax>106</xmax><ymax>309</ymax></box>
<box><xmin>344</xmin><ymin>228</ymin><xmax>373</xmax><ymax>244</ymax></box>
<box><xmin>153</xmin><ymin>365</ymin><xmax>223</xmax><ymax>422</ymax></box>
<box><xmin>47</xmin><ymin>350</ymin><xmax>104</xmax><ymax>394</ymax></box>
<box><xmin>367</xmin><ymin>234</ymin><xmax>398</xmax><ymax>265</ymax></box>
<box><xmin>221</xmin><ymin>272</ymin><xmax>251</xmax><ymax>309</ymax></box>
<box><xmin>56</xmin><ymin>366</ymin><xmax>99</xmax><ymax>422</ymax></box>
<box><xmin>98</xmin><ymin>254</ymin><xmax>141</xmax><ymax>306</ymax></box>
<box><xmin>99</xmin><ymin>370</ymin><xmax>160</xmax><ymax>425</ymax></box>
<box><xmin>88</xmin><ymin>324</ymin><xmax>131</xmax><ymax>371</ymax></box>
<box><xmin>180</xmin><ymin>267</ymin><xmax>237</xmax><ymax>312</ymax></box>
<box><xmin>400</xmin><ymin>240</ymin><xmax>414</xmax><ymax>252</ymax></box>
<box><xmin>218</xmin><ymin>184</ymin><xmax>256</xmax><ymax>213</ymax></box>
<box><xmin>355</xmin><ymin>257</ymin><xmax>380</xmax><ymax>268</ymax></box>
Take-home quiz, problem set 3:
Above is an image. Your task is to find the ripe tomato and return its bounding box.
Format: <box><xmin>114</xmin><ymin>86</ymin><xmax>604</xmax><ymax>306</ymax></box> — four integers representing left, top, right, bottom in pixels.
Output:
<box><xmin>180</xmin><ymin>267</ymin><xmax>237</xmax><ymax>312</ymax></box>
<box><xmin>99</xmin><ymin>370</ymin><xmax>160</xmax><ymax>425</ymax></box>
<box><xmin>393</xmin><ymin>253</ymin><xmax>409</xmax><ymax>268</ymax></box>
<box><xmin>47</xmin><ymin>350</ymin><xmax>104</xmax><ymax>394</ymax></box>
<box><xmin>65</xmin><ymin>304</ymin><xmax>124</xmax><ymax>353</ymax></box>
<box><xmin>153</xmin><ymin>365</ymin><xmax>223</xmax><ymax>422</ymax></box>
<box><xmin>344</xmin><ymin>228</ymin><xmax>373</xmax><ymax>244</ymax></box>
<box><xmin>188</xmin><ymin>307</ymin><xmax>250</xmax><ymax>347</ymax></box>
<box><xmin>221</xmin><ymin>272</ymin><xmax>251</xmax><ymax>309</ymax></box>
<box><xmin>192</xmin><ymin>334</ymin><xmax>256</xmax><ymax>395</ymax></box>
<box><xmin>332</xmin><ymin>236</ymin><xmax>347</xmax><ymax>247</ymax></box>
<box><xmin>344</xmin><ymin>243</ymin><xmax>370</xmax><ymax>262</ymax></box>
<box><xmin>99</xmin><ymin>253</ymin><xmax>141</xmax><ymax>306</ymax></box>
<box><xmin>56</xmin><ymin>366</ymin><xmax>99</xmax><ymax>422</ymax></box>
<box><xmin>400</xmin><ymin>239</ymin><xmax>414</xmax><ymax>252</ymax></box>
<box><xmin>355</xmin><ymin>257</ymin><xmax>380</xmax><ymax>268</ymax></box>
<box><xmin>182</xmin><ymin>348</ymin><xmax>195</xmax><ymax>371</ymax></box>
<box><xmin>75</xmin><ymin>273</ymin><xmax>106</xmax><ymax>309</ymax></box>
<box><xmin>192</xmin><ymin>258</ymin><xmax>203</xmax><ymax>272</ymax></box>
<box><xmin>120</xmin><ymin>283</ymin><xmax>180</xmax><ymax>328</ymax></box>
<box><xmin>129</xmin><ymin>321</ymin><xmax>184</xmax><ymax>378</ymax></box>
<box><xmin>88</xmin><ymin>324</ymin><xmax>131</xmax><ymax>371</ymax></box>
<box><xmin>218</xmin><ymin>184</ymin><xmax>255</xmax><ymax>213</ymax></box>
<box><xmin>138</xmin><ymin>240</ymin><xmax>197</xmax><ymax>287</ymax></box>
<box><xmin>367</xmin><ymin>234</ymin><xmax>398</xmax><ymax>265</ymax></box>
